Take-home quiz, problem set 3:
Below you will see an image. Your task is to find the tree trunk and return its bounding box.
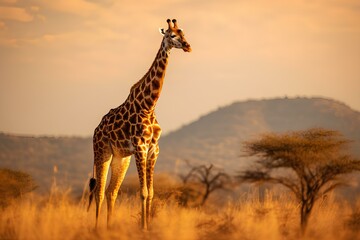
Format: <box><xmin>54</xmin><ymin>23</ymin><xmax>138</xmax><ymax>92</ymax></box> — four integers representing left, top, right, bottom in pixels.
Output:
<box><xmin>200</xmin><ymin>188</ymin><xmax>210</xmax><ymax>206</ymax></box>
<box><xmin>300</xmin><ymin>199</ymin><xmax>314</xmax><ymax>235</ymax></box>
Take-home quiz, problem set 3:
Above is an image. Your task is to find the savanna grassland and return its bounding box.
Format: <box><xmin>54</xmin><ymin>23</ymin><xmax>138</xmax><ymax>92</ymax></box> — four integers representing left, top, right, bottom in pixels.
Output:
<box><xmin>1</xmin><ymin>175</ymin><xmax>359</xmax><ymax>240</ymax></box>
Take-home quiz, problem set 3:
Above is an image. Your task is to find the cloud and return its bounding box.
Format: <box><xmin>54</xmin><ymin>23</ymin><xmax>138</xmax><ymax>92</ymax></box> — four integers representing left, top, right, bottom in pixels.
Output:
<box><xmin>0</xmin><ymin>37</ymin><xmax>17</xmax><ymax>47</ymax></box>
<box><xmin>0</xmin><ymin>0</ymin><xmax>18</xmax><ymax>3</ymax></box>
<box><xmin>38</xmin><ymin>0</ymin><xmax>99</xmax><ymax>17</ymax></box>
<box><xmin>85</xmin><ymin>0</ymin><xmax>115</xmax><ymax>7</ymax></box>
<box><xmin>30</xmin><ymin>6</ymin><xmax>39</xmax><ymax>12</ymax></box>
<box><xmin>0</xmin><ymin>7</ymin><xmax>33</xmax><ymax>22</ymax></box>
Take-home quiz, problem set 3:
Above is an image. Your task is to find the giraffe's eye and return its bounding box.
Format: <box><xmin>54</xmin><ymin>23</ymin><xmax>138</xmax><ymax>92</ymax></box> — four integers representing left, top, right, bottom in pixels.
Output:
<box><xmin>170</xmin><ymin>35</ymin><xmax>176</xmax><ymax>38</ymax></box>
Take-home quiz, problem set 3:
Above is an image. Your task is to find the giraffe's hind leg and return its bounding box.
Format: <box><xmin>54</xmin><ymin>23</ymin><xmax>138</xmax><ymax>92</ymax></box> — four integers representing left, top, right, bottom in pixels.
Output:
<box><xmin>105</xmin><ymin>155</ymin><xmax>131</xmax><ymax>227</ymax></box>
<box><xmin>94</xmin><ymin>152</ymin><xmax>112</xmax><ymax>229</ymax></box>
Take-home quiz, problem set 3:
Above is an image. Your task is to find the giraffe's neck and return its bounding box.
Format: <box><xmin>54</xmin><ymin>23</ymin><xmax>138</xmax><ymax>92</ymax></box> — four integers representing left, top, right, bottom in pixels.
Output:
<box><xmin>129</xmin><ymin>39</ymin><xmax>170</xmax><ymax>113</ymax></box>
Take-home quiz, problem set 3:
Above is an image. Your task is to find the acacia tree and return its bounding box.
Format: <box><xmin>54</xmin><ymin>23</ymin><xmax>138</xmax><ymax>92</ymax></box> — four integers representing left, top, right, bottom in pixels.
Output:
<box><xmin>237</xmin><ymin>128</ymin><xmax>360</xmax><ymax>233</ymax></box>
<box><xmin>180</xmin><ymin>162</ymin><xmax>231</xmax><ymax>206</ymax></box>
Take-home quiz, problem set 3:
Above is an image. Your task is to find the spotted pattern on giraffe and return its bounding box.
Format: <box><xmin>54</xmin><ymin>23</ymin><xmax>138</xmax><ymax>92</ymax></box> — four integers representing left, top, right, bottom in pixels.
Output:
<box><xmin>88</xmin><ymin>18</ymin><xmax>191</xmax><ymax>230</ymax></box>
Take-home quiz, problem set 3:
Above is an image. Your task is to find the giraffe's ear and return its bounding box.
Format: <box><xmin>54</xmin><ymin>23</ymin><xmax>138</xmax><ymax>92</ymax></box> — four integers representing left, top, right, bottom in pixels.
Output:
<box><xmin>159</xmin><ymin>28</ymin><xmax>166</xmax><ymax>36</ymax></box>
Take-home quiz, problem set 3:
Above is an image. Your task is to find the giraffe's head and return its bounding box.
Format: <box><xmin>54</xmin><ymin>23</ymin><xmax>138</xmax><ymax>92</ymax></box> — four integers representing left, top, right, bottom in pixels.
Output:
<box><xmin>160</xmin><ymin>19</ymin><xmax>191</xmax><ymax>52</ymax></box>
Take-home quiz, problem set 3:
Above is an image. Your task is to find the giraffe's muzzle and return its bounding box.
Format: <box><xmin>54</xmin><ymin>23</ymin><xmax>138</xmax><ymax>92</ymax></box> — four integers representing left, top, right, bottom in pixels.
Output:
<box><xmin>182</xmin><ymin>42</ymin><xmax>192</xmax><ymax>52</ymax></box>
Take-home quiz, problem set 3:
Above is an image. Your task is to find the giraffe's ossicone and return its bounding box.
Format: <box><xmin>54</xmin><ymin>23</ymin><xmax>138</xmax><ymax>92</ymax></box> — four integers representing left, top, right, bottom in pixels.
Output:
<box><xmin>87</xmin><ymin>19</ymin><xmax>191</xmax><ymax>230</ymax></box>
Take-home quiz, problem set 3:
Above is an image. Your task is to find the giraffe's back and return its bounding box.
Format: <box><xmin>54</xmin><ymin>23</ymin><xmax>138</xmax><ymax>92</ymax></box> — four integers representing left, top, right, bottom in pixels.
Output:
<box><xmin>93</xmin><ymin>103</ymin><xmax>132</xmax><ymax>157</ymax></box>
<box><xmin>93</xmin><ymin>101</ymin><xmax>161</xmax><ymax>158</ymax></box>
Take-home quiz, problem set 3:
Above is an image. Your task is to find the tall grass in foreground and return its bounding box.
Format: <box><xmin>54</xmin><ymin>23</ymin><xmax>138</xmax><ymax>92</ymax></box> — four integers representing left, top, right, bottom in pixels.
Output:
<box><xmin>0</xmin><ymin>186</ymin><xmax>359</xmax><ymax>240</ymax></box>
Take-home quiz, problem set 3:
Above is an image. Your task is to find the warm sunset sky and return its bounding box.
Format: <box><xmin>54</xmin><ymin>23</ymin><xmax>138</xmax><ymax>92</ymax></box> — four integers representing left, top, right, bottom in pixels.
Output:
<box><xmin>0</xmin><ymin>0</ymin><xmax>359</xmax><ymax>136</ymax></box>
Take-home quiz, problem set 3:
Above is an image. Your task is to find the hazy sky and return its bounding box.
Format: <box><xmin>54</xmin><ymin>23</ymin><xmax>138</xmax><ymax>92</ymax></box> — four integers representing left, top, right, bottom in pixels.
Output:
<box><xmin>1</xmin><ymin>0</ymin><xmax>359</xmax><ymax>136</ymax></box>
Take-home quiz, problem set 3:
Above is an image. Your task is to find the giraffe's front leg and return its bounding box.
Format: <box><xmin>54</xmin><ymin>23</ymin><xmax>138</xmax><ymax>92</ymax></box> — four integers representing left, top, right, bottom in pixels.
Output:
<box><xmin>146</xmin><ymin>143</ymin><xmax>159</xmax><ymax>225</ymax></box>
<box><xmin>133</xmin><ymin>143</ymin><xmax>149</xmax><ymax>230</ymax></box>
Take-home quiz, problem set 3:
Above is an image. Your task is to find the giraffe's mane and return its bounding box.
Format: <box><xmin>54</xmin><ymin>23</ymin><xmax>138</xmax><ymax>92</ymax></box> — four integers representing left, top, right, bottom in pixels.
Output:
<box><xmin>129</xmin><ymin>42</ymin><xmax>163</xmax><ymax>93</ymax></box>
<box><xmin>130</xmin><ymin>77</ymin><xmax>144</xmax><ymax>92</ymax></box>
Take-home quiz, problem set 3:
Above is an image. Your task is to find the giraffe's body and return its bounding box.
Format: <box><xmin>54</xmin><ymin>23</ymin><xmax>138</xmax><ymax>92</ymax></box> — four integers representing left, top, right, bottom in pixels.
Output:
<box><xmin>88</xmin><ymin>19</ymin><xmax>191</xmax><ymax>230</ymax></box>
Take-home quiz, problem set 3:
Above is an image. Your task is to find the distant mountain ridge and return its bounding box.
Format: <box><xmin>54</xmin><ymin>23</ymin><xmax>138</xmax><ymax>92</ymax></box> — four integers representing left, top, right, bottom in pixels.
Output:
<box><xmin>1</xmin><ymin>97</ymin><xmax>359</xmax><ymax>193</ymax></box>
<box><xmin>158</xmin><ymin>97</ymin><xmax>360</xmax><ymax>172</ymax></box>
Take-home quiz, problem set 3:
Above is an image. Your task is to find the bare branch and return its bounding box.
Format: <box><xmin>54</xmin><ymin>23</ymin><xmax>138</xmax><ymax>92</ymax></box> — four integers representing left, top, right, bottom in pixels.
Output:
<box><xmin>180</xmin><ymin>161</ymin><xmax>232</xmax><ymax>206</ymax></box>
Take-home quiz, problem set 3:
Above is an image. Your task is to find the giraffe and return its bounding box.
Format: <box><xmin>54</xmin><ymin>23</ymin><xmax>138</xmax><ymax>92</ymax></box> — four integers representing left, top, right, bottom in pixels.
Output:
<box><xmin>87</xmin><ymin>19</ymin><xmax>191</xmax><ymax>230</ymax></box>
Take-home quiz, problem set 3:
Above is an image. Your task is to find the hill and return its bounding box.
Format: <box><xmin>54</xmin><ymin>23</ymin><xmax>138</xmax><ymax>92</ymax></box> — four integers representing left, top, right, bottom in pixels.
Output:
<box><xmin>0</xmin><ymin>97</ymin><xmax>359</xmax><ymax>193</ymax></box>
<box><xmin>158</xmin><ymin>97</ymin><xmax>360</xmax><ymax>172</ymax></box>
<box><xmin>0</xmin><ymin>134</ymin><xmax>92</xmax><ymax>193</ymax></box>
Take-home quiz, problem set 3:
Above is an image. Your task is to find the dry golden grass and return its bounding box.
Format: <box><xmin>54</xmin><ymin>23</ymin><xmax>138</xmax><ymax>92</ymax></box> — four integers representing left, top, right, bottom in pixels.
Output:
<box><xmin>1</xmin><ymin>184</ymin><xmax>359</xmax><ymax>240</ymax></box>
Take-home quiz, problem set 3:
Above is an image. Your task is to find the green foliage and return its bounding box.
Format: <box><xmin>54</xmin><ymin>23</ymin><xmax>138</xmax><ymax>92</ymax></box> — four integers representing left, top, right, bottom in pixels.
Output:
<box><xmin>0</xmin><ymin>168</ymin><xmax>37</xmax><ymax>207</ymax></box>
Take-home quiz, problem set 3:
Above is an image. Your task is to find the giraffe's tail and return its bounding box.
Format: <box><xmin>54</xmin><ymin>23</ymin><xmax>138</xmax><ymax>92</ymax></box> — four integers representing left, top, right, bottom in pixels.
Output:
<box><xmin>87</xmin><ymin>177</ymin><xmax>96</xmax><ymax>212</ymax></box>
<box><xmin>87</xmin><ymin>163</ymin><xmax>97</xmax><ymax>212</ymax></box>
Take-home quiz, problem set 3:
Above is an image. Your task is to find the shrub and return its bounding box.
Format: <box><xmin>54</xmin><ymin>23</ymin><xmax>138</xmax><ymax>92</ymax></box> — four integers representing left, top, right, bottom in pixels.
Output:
<box><xmin>0</xmin><ymin>168</ymin><xmax>37</xmax><ymax>207</ymax></box>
